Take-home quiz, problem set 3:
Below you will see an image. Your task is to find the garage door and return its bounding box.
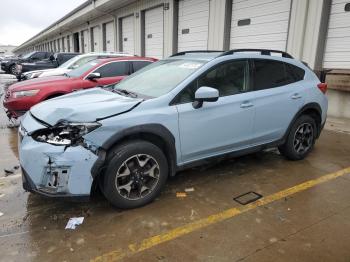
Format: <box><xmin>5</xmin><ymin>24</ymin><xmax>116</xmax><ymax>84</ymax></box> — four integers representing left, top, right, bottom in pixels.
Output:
<box><xmin>230</xmin><ymin>0</ymin><xmax>291</xmax><ymax>51</ymax></box>
<box><xmin>177</xmin><ymin>0</ymin><xmax>210</xmax><ymax>52</ymax></box>
<box><xmin>67</xmin><ymin>36</ymin><xmax>72</xmax><ymax>52</ymax></box>
<box><xmin>62</xmin><ymin>37</ymin><xmax>66</xmax><ymax>52</ymax></box>
<box><xmin>57</xmin><ymin>39</ymin><xmax>61</xmax><ymax>52</ymax></box>
<box><xmin>323</xmin><ymin>1</ymin><xmax>350</xmax><ymax>69</ymax></box>
<box><xmin>121</xmin><ymin>16</ymin><xmax>135</xmax><ymax>54</ymax></box>
<box><xmin>92</xmin><ymin>26</ymin><xmax>101</xmax><ymax>52</ymax></box>
<box><xmin>82</xmin><ymin>30</ymin><xmax>89</xmax><ymax>53</ymax></box>
<box><xmin>105</xmin><ymin>22</ymin><xmax>115</xmax><ymax>52</ymax></box>
<box><xmin>145</xmin><ymin>6</ymin><xmax>164</xmax><ymax>59</ymax></box>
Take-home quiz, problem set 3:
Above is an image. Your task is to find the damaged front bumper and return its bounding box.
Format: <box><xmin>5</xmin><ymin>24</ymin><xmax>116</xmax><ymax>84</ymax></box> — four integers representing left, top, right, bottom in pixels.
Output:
<box><xmin>19</xmin><ymin>114</ymin><xmax>99</xmax><ymax>199</ymax></box>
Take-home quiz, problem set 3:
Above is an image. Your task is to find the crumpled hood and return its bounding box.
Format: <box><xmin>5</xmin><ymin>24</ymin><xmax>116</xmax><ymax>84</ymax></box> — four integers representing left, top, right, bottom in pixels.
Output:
<box><xmin>30</xmin><ymin>88</ymin><xmax>143</xmax><ymax>125</ymax></box>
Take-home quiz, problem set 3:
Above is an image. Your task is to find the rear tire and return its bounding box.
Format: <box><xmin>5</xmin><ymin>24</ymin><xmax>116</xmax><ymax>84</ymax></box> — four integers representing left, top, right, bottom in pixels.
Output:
<box><xmin>279</xmin><ymin>115</ymin><xmax>316</xmax><ymax>160</ymax></box>
<box><xmin>103</xmin><ymin>140</ymin><xmax>168</xmax><ymax>209</ymax></box>
<box><xmin>9</xmin><ymin>64</ymin><xmax>16</xmax><ymax>75</ymax></box>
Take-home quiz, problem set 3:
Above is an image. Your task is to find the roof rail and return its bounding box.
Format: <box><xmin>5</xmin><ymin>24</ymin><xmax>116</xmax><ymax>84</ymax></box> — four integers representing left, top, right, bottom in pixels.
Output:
<box><xmin>170</xmin><ymin>50</ymin><xmax>224</xmax><ymax>57</ymax></box>
<box><xmin>220</xmin><ymin>49</ymin><xmax>293</xmax><ymax>58</ymax></box>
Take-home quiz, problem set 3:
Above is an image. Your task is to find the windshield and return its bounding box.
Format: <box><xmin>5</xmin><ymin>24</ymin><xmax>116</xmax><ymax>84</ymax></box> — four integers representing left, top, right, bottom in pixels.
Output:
<box><xmin>60</xmin><ymin>55</ymin><xmax>98</xmax><ymax>69</ymax></box>
<box><xmin>21</xmin><ymin>51</ymin><xmax>36</xmax><ymax>59</ymax></box>
<box><xmin>114</xmin><ymin>59</ymin><xmax>205</xmax><ymax>97</ymax></box>
<box><xmin>66</xmin><ymin>60</ymin><xmax>100</xmax><ymax>78</ymax></box>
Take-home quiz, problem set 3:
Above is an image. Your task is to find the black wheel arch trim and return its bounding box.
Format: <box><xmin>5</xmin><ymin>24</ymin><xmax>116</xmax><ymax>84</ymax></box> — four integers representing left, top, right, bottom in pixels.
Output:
<box><xmin>282</xmin><ymin>102</ymin><xmax>323</xmax><ymax>142</ymax></box>
<box><xmin>91</xmin><ymin>124</ymin><xmax>177</xmax><ymax>178</ymax></box>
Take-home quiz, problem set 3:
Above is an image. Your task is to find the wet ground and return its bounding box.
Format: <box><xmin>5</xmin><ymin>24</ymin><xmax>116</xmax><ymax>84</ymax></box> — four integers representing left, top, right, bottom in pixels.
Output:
<box><xmin>0</xmin><ymin>74</ymin><xmax>350</xmax><ymax>261</ymax></box>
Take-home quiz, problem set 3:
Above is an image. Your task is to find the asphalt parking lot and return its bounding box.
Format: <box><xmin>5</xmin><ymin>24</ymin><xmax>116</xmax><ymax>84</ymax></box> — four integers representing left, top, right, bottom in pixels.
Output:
<box><xmin>0</xmin><ymin>75</ymin><xmax>350</xmax><ymax>262</ymax></box>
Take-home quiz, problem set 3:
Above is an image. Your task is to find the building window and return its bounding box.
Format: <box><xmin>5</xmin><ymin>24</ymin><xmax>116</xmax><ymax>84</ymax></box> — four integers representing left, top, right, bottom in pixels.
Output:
<box><xmin>345</xmin><ymin>3</ymin><xmax>350</xmax><ymax>12</ymax></box>
<box><xmin>237</xmin><ymin>18</ymin><xmax>251</xmax><ymax>26</ymax></box>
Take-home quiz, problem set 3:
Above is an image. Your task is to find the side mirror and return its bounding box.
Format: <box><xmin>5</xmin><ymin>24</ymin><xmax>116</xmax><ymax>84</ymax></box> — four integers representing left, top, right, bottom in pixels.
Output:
<box><xmin>86</xmin><ymin>72</ymin><xmax>101</xmax><ymax>81</ymax></box>
<box><xmin>193</xmin><ymin>86</ymin><xmax>219</xmax><ymax>109</ymax></box>
<box><xmin>49</xmin><ymin>55</ymin><xmax>55</xmax><ymax>61</ymax></box>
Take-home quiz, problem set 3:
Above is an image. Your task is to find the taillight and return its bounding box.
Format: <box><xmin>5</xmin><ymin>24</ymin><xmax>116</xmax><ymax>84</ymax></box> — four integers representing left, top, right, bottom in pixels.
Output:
<box><xmin>317</xmin><ymin>83</ymin><xmax>327</xmax><ymax>94</ymax></box>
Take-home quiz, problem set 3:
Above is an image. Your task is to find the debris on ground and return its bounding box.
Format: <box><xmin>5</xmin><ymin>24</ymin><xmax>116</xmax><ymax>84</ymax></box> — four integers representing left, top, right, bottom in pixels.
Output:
<box><xmin>4</xmin><ymin>169</ymin><xmax>14</xmax><ymax>175</ymax></box>
<box><xmin>0</xmin><ymin>212</ymin><xmax>4</xmax><ymax>217</ymax></box>
<box><xmin>0</xmin><ymin>193</ymin><xmax>4</xmax><ymax>198</ymax></box>
<box><xmin>65</xmin><ymin>217</ymin><xmax>84</xmax><ymax>230</ymax></box>
<box><xmin>4</xmin><ymin>165</ymin><xmax>20</xmax><ymax>176</ymax></box>
<box><xmin>185</xmin><ymin>187</ymin><xmax>195</xmax><ymax>192</ymax></box>
<box><xmin>176</xmin><ymin>192</ymin><xmax>187</xmax><ymax>198</ymax></box>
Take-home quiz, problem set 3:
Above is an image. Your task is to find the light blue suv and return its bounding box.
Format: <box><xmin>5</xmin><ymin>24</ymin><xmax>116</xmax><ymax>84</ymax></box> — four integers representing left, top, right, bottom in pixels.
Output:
<box><xmin>19</xmin><ymin>49</ymin><xmax>328</xmax><ymax>208</ymax></box>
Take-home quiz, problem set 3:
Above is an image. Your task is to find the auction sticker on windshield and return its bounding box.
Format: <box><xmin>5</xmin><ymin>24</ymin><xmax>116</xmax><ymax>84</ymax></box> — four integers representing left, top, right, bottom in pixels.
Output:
<box><xmin>178</xmin><ymin>62</ymin><xmax>202</xmax><ymax>69</ymax></box>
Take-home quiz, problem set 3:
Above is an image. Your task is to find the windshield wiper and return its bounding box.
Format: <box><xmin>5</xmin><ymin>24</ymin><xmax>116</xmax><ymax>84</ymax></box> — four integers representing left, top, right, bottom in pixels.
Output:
<box><xmin>63</xmin><ymin>73</ymin><xmax>70</xmax><ymax>78</ymax></box>
<box><xmin>113</xmin><ymin>88</ymin><xmax>138</xmax><ymax>98</ymax></box>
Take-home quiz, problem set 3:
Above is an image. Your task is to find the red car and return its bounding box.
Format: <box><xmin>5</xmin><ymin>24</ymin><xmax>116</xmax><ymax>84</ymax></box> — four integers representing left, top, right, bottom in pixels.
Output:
<box><xmin>3</xmin><ymin>56</ymin><xmax>157</xmax><ymax>118</ymax></box>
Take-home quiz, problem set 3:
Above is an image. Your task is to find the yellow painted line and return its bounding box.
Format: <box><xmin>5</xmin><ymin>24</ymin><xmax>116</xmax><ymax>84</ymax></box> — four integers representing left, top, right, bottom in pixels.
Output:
<box><xmin>91</xmin><ymin>167</ymin><xmax>350</xmax><ymax>262</ymax></box>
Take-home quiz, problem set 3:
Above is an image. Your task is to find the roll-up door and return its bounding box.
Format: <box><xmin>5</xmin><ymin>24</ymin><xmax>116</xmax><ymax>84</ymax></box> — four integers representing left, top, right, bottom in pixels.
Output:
<box><xmin>230</xmin><ymin>0</ymin><xmax>291</xmax><ymax>50</ymax></box>
<box><xmin>105</xmin><ymin>21</ymin><xmax>115</xmax><ymax>52</ymax></box>
<box><xmin>83</xmin><ymin>30</ymin><xmax>89</xmax><ymax>52</ymax></box>
<box><xmin>92</xmin><ymin>26</ymin><xmax>101</xmax><ymax>52</ymax></box>
<box><xmin>121</xmin><ymin>15</ymin><xmax>135</xmax><ymax>54</ymax></box>
<box><xmin>177</xmin><ymin>0</ymin><xmax>210</xmax><ymax>52</ymax></box>
<box><xmin>144</xmin><ymin>6</ymin><xmax>164</xmax><ymax>59</ymax></box>
<box><xmin>323</xmin><ymin>1</ymin><xmax>350</xmax><ymax>69</ymax></box>
<box><xmin>62</xmin><ymin>37</ymin><xmax>66</xmax><ymax>52</ymax></box>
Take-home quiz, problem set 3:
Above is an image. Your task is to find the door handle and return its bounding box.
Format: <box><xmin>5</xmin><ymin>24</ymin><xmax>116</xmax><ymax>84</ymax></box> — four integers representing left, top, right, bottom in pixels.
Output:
<box><xmin>240</xmin><ymin>101</ymin><xmax>254</xmax><ymax>108</ymax></box>
<box><xmin>291</xmin><ymin>93</ymin><xmax>302</xmax><ymax>99</ymax></box>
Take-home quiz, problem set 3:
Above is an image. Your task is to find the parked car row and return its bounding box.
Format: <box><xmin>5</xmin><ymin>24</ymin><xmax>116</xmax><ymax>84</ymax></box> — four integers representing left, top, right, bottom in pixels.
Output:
<box><xmin>13</xmin><ymin>48</ymin><xmax>328</xmax><ymax>210</ymax></box>
<box><xmin>16</xmin><ymin>52</ymin><xmax>79</xmax><ymax>79</ymax></box>
<box><xmin>4</xmin><ymin>56</ymin><xmax>156</xmax><ymax>118</ymax></box>
<box><xmin>1</xmin><ymin>51</ymin><xmax>52</xmax><ymax>74</ymax></box>
<box><xmin>18</xmin><ymin>52</ymin><xmax>133</xmax><ymax>80</ymax></box>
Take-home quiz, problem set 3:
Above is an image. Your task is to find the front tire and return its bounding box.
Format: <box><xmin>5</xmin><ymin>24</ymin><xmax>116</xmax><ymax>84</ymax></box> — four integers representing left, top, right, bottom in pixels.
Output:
<box><xmin>9</xmin><ymin>64</ymin><xmax>16</xmax><ymax>75</ymax></box>
<box><xmin>103</xmin><ymin>140</ymin><xmax>168</xmax><ymax>209</ymax></box>
<box><xmin>279</xmin><ymin>115</ymin><xmax>316</xmax><ymax>160</ymax></box>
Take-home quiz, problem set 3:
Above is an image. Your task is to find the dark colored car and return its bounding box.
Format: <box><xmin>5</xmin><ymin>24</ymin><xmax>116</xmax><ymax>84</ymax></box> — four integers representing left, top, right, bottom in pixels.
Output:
<box><xmin>3</xmin><ymin>56</ymin><xmax>157</xmax><ymax>118</ymax></box>
<box><xmin>16</xmin><ymin>52</ymin><xmax>79</xmax><ymax>80</ymax></box>
<box><xmin>1</xmin><ymin>51</ymin><xmax>52</xmax><ymax>74</ymax></box>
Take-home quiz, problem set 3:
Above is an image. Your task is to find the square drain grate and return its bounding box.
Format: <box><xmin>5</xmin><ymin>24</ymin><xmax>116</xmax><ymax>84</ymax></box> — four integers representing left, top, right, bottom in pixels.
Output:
<box><xmin>233</xmin><ymin>191</ymin><xmax>263</xmax><ymax>205</ymax></box>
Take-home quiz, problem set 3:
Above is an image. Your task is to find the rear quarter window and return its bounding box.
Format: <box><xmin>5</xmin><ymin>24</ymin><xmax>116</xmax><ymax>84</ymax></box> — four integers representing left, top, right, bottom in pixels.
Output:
<box><xmin>285</xmin><ymin>63</ymin><xmax>305</xmax><ymax>82</ymax></box>
<box><xmin>253</xmin><ymin>59</ymin><xmax>305</xmax><ymax>90</ymax></box>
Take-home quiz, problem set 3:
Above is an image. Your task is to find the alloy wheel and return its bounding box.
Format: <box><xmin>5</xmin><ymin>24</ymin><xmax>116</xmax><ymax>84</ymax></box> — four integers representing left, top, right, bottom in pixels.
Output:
<box><xmin>293</xmin><ymin>123</ymin><xmax>314</xmax><ymax>154</ymax></box>
<box><xmin>115</xmin><ymin>154</ymin><xmax>160</xmax><ymax>200</ymax></box>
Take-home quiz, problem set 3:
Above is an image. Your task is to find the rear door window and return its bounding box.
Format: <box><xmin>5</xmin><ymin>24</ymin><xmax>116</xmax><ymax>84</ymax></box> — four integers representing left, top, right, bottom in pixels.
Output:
<box><xmin>94</xmin><ymin>61</ymin><xmax>129</xmax><ymax>77</ymax></box>
<box><xmin>253</xmin><ymin>59</ymin><xmax>289</xmax><ymax>90</ymax></box>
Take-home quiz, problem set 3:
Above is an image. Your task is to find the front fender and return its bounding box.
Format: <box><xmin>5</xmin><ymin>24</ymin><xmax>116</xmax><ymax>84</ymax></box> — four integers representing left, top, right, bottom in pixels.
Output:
<box><xmin>91</xmin><ymin>124</ymin><xmax>177</xmax><ymax>178</ymax></box>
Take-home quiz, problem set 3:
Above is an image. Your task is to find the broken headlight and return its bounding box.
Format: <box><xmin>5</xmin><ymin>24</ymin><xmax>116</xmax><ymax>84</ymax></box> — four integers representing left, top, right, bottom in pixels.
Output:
<box><xmin>31</xmin><ymin>122</ymin><xmax>101</xmax><ymax>146</ymax></box>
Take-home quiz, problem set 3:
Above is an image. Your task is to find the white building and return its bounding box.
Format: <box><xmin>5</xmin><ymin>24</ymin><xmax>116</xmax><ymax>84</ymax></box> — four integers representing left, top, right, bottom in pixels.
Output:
<box><xmin>13</xmin><ymin>0</ymin><xmax>350</xmax><ymax>118</ymax></box>
<box><xmin>0</xmin><ymin>45</ymin><xmax>17</xmax><ymax>56</ymax></box>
